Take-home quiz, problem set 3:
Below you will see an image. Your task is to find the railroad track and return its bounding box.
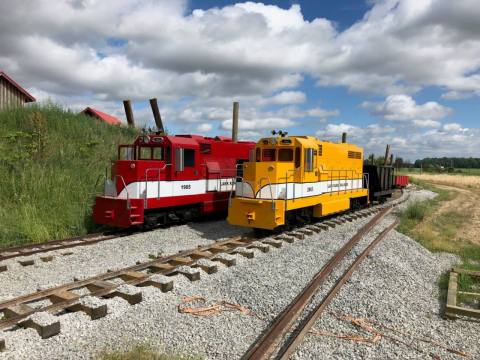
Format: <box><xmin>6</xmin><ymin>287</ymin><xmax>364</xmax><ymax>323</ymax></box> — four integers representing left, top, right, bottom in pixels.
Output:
<box><xmin>242</xmin><ymin>207</ymin><xmax>399</xmax><ymax>360</ymax></box>
<box><xmin>0</xmin><ymin>206</ymin><xmax>387</xmax><ymax>350</ymax></box>
<box><xmin>0</xmin><ymin>231</ymin><xmax>126</xmax><ymax>266</ymax></box>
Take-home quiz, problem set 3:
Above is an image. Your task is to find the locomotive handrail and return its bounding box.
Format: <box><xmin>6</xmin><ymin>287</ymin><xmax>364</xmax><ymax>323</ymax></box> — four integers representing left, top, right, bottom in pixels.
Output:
<box><xmin>114</xmin><ymin>175</ymin><xmax>131</xmax><ymax>210</ymax></box>
<box><xmin>258</xmin><ymin>176</ymin><xmax>275</xmax><ymax>210</ymax></box>
<box><xmin>144</xmin><ymin>164</ymin><xmax>171</xmax><ymax>208</ymax></box>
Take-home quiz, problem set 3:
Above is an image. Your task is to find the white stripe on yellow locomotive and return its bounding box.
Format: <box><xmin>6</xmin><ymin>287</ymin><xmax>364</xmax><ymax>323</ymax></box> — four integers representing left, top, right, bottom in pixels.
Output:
<box><xmin>227</xmin><ymin>135</ymin><xmax>369</xmax><ymax>230</ymax></box>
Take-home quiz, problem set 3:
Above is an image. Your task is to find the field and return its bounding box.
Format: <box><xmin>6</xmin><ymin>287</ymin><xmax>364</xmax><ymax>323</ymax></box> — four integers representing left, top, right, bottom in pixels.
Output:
<box><xmin>398</xmin><ymin>173</ymin><xmax>480</xmax><ymax>272</ymax></box>
<box><xmin>397</xmin><ymin>167</ymin><xmax>480</xmax><ymax>176</ymax></box>
<box><xmin>0</xmin><ymin>105</ymin><xmax>138</xmax><ymax>248</ymax></box>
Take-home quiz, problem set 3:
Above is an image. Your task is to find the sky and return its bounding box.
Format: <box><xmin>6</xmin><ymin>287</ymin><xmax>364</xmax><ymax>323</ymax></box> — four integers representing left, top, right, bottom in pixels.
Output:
<box><xmin>1</xmin><ymin>0</ymin><xmax>479</xmax><ymax>161</ymax></box>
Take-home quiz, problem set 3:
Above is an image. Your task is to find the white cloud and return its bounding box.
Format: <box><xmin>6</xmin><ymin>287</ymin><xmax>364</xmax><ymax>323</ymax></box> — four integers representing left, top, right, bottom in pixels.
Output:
<box><xmin>197</xmin><ymin>123</ymin><xmax>213</xmax><ymax>132</ymax></box>
<box><xmin>412</xmin><ymin>119</ymin><xmax>441</xmax><ymax>128</ymax></box>
<box><xmin>443</xmin><ymin>122</ymin><xmax>466</xmax><ymax>132</ymax></box>
<box><xmin>363</xmin><ymin>94</ymin><xmax>452</xmax><ymax>121</ymax></box>
<box><xmin>260</xmin><ymin>91</ymin><xmax>306</xmax><ymax>105</ymax></box>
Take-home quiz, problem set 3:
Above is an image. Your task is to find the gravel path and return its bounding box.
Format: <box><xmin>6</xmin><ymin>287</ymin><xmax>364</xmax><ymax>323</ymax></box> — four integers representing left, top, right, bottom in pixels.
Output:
<box><xmin>1</xmin><ymin>188</ymin><xmax>477</xmax><ymax>359</ymax></box>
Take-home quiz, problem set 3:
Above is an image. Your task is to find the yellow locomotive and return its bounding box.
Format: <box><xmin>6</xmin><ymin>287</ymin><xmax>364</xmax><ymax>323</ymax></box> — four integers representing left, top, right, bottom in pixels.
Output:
<box><xmin>227</xmin><ymin>133</ymin><xmax>369</xmax><ymax>230</ymax></box>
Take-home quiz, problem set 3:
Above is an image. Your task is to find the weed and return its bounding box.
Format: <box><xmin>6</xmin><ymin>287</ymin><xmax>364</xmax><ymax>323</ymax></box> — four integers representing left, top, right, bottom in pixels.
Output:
<box><xmin>97</xmin><ymin>344</ymin><xmax>201</xmax><ymax>360</ymax></box>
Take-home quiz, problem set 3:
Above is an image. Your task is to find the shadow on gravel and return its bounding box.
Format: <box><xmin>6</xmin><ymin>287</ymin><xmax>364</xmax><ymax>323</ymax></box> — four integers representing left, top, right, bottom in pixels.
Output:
<box><xmin>186</xmin><ymin>212</ymin><xmax>250</xmax><ymax>241</ymax></box>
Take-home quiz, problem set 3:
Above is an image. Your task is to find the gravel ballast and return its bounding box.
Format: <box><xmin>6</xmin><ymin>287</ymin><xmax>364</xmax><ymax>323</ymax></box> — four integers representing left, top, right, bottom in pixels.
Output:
<box><xmin>1</xmin><ymin>188</ymin><xmax>477</xmax><ymax>359</ymax></box>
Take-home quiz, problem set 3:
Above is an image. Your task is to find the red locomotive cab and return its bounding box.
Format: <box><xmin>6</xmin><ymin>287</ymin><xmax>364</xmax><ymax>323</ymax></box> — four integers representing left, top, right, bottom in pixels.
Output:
<box><xmin>93</xmin><ymin>133</ymin><xmax>255</xmax><ymax>228</ymax></box>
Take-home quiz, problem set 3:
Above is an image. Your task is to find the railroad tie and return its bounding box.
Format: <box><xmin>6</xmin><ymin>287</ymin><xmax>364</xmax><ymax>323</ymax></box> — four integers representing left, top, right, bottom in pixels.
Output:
<box><xmin>233</xmin><ymin>247</ymin><xmax>255</xmax><ymax>259</ymax></box>
<box><xmin>18</xmin><ymin>259</ymin><xmax>34</xmax><ymax>267</ymax></box>
<box><xmin>72</xmin><ymin>296</ymin><xmax>108</xmax><ymax>320</ymax></box>
<box><xmin>263</xmin><ymin>239</ymin><xmax>283</xmax><ymax>248</ymax></box>
<box><xmin>108</xmin><ymin>284</ymin><xmax>143</xmax><ymax>305</ymax></box>
<box><xmin>40</xmin><ymin>256</ymin><xmax>54</xmax><ymax>262</ymax></box>
<box><xmin>250</xmin><ymin>241</ymin><xmax>271</xmax><ymax>253</ymax></box>
<box><xmin>0</xmin><ymin>338</ymin><xmax>5</xmax><ymax>351</ymax></box>
<box><xmin>287</xmin><ymin>232</ymin><xmax>305</xmax><ymax>240</ymax></box>
<box><xmin>305</xmin><ymin>225</ymin><xmax>321</xmax><ymax>233</ymax></box>
<box><xmin>19</xmin><ymin>311</ymin><xmax>60</xmax><ymax>339</ymax></box>
<box><xmin>212</xmin><ymin>253</ymin><xmax>236</xmax><ymax>267</ymax></box>
<box><xmin>149</xmin><ymin>263</ymin><xmax>175</xmax><ymax>273</ymax></box>
<box><xmin>315</xmin><ymin>224</ymin><xmax>330</xmax><ymax>231</ymax></box>
<box><xmin>0</xmin><ymin>265</ymin><xmax>7</xmax><ymax>273</ymax></box>
<box><xmin>323</xmin><ymin>221</ymin><xmax>337</xmax><ymax>228</ymax></box>
<box><xmin>297</xmin><ymin>228</ymin><xmax>314</xmax><ymax>236</ymax></box>
<box><xmin>275</xmin><ymin>235</ymin><xmax>295</xmax><ymax>243</ymax></box>
<box><xmin>193</xmin><ymin>259</ymin><xmax>218</xmax><ymax>274</ymax></box>
<box><xmin>176</xmin><ymin>266</ymin><xmax>201</xmax><ymax>281</ymax></box>
<box><xmin>138</xmin><ymin>274</ymin><xmax>174</xmax><ymax>292</ymax></box>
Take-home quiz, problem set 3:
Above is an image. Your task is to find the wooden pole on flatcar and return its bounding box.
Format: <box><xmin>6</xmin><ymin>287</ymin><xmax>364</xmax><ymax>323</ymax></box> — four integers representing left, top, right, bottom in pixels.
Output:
<box><xmin>149</xmin><ymin>98</ymin><xmax>164</xmax><ymax>133</ymax></box>
<box><xmin>232</xmin><ymin>101</ymin><xmax>239</xmax><ymax>143</ymax></box>
<box><xmin>123</xmin><ymin>100</ymin><xmax>135</xmax><ymax>127</ymax></box>
<box><xmin>389</xmin><ymin>154</ymin><xmax>394</xmax><ymax>166</ymax></box>
<box><xmin>383</xmin><ymin>144</ymin><xmax>391</xmax><ymax>166</ymax></box>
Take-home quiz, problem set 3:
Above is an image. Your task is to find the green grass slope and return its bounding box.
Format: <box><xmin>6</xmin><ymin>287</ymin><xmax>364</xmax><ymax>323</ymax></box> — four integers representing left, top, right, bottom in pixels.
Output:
<box><xmin>0</xmin><ymin>105</ymin><xmax>138</xmax><ymax>248</ymax></box>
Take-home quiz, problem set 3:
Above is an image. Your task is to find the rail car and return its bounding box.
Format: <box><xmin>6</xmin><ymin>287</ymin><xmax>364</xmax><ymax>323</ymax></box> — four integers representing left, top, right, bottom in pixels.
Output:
<box><xmin>227</xmin><ymin>134</ymin><xmax>398</xmax><ymax>231</ymax></box>
<box><xmin>93</xmin><ymin>133</ymin><xmax>255</xmax><ymax>228</ymax></box>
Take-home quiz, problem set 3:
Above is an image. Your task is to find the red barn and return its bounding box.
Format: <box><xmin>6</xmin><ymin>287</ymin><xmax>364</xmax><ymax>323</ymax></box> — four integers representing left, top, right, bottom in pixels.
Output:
<box><xmin>81</xmin><ymin>107</ymin><xmax>122</xmax><ymax>125</ymax></box>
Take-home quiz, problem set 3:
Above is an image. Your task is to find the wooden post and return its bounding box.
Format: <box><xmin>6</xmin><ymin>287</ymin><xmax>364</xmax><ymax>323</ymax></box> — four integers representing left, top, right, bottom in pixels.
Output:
<box><xmin>149</xmin><ymin>98</ymin><xmax>164</xmax><ymax>132</ymax></box>
<box><xmin>232</xmin><ymin>102</ymin><xmax>239</xmax><ymax>143</ymax></box>
<box><xmin>383</xmin><ymin>144</ymin><xmax>390</xmax><ymax>166</ymax></box>
<box><xmin>123</xmin><ymin>100</ymin><xmax>135</xmax><ymax>127</ymax></box>
<box><xmin>341</xmin><ymin>132</ymin><xmax>347</xmax><ymax>143</ymax></box>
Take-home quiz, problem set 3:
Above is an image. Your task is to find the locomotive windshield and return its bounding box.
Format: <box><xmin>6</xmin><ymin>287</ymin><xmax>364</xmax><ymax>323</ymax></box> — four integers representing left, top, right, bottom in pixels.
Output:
<box><xmin>118</xmin><ymin>145</ymin><xmax>170</xmax><ymax>161</ymax></box>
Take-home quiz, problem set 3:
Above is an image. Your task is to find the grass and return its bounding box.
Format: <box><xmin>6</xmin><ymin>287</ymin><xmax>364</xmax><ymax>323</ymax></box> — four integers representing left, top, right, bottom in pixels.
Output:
<box><xmin>397</xmin><ymin>168</ymin><xmax>480</xmax><ymax>176</ymax></box>
<box><xmin>97</xmin><ymin>344</ymin><xmax>201</xmax><ymax>360</ymax></box>
<box><xmin>0</xmin><ymin>105</ymin><xmax>138</xmax><ymax>248</ymax></box>
<box><xmin>398</xmin><ymin>179</ymin><xmax>480</xmax><ymax>302</ymax></box>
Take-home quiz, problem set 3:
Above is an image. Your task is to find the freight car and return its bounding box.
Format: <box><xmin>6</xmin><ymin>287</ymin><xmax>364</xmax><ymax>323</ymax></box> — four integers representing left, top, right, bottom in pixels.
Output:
<box><xmin>227</xmin><ymin>133</ymin><xmax>399</xmax><ymax>231</ymax></box>
<box><xmin>93</xmin><ymin>133</ymin><xmax>255</xmax><ymax>228</ymax></box>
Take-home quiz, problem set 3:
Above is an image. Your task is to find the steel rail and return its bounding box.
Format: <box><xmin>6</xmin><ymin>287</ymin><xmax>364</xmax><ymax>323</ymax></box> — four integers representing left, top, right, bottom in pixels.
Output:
<box><xmin>277</xmin><ymin>219</ymin><xmax>399</xmax><ymax>360</ymax></box>
<box><xmin>242</xmin><ymin>206</ymin><xmax>393</xmax><ymax>360</ymax></box>
<box><xmin>0</xmin><ymin>231</ymin><xmax>127</xmax><ymax>262</ymax></box>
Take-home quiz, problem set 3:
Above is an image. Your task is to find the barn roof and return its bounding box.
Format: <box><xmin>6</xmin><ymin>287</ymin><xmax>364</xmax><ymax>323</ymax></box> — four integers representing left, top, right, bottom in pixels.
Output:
<box><xmin>0</xmin><ymin>71</ymin><xmax>36</xmax><ymax>102</ymax></box>
<box><xmin>81</xmin><ymin>107</ymin><xmax>122</xmax><ymax>125</ymax></box>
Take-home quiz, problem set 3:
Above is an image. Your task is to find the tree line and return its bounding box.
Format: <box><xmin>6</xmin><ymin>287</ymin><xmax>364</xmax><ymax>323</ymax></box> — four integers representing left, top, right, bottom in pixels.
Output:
<box><xmin>365</xmin><ymin>155</ymin><xmax>480</xmax><ymax>169</ymax></box>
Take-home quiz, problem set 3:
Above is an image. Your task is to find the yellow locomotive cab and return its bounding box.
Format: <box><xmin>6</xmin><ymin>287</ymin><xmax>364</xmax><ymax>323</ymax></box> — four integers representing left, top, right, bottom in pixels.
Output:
<box><xmin>227</xmin><ymin>135</ymin><xmax>369</xmax><ymax>230</ymax></box>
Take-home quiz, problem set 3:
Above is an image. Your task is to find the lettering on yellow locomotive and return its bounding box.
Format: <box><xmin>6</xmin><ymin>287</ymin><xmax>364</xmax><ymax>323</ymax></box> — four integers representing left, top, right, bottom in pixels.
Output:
<box><xmin>227</xmin><ymin>135</ymin><xmax>369</xmax><ymax>230</ymax></box>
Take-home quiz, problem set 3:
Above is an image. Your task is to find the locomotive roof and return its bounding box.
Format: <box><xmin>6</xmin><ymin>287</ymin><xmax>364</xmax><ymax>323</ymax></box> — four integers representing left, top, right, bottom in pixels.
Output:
<box><xmin>134</xmin><ymin>133</ymin><xmax>254</xmax><ymax>147</ymax></box>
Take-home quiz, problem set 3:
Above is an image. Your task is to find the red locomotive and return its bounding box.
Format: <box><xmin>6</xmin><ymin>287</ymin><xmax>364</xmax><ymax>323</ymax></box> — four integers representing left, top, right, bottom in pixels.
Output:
<box><xmin>93</xmin><ymin>133</ymin><xmax>255</xmax><ymax>228</ymax></box>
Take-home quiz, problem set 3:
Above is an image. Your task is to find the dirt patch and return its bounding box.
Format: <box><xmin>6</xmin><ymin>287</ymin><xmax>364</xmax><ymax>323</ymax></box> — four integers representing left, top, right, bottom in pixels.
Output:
<box><xmin>427</xmin><ymin>183</ymin><xmax>480</xmax><ymax>245</ymax></box>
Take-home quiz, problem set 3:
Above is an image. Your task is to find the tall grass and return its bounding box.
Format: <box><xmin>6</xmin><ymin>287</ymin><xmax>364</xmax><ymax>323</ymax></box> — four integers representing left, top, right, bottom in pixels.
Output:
<box><xmin>0</xmin><ymin>105</ymin><xmax>138</xmax><ymax>247</ymax></box>
<box><xmin>97</xmin><ymin>344</ymin><xmax>201</xmax><ymax>360</ymax></box>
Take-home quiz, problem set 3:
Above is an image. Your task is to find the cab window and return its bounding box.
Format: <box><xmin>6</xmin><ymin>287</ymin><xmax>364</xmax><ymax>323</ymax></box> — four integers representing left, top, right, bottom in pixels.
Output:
<box><xmin>152</xmin><ymin>147</ymin><xmax>164</xmax><ymax>160</ymax></box>
<box><xmin>278</xmin><ymin>148</ymin><xmax>293</xmax><ymax>161</ymax></box>
<box><xmin>139</xmin><ymin>146</ymin><xmax>151</xmax><ymax>160</ymax></box>
<box><xmin>262</xmin><ymin>148</ymin><xmax>276</xmax><ymax>161</ymax></box>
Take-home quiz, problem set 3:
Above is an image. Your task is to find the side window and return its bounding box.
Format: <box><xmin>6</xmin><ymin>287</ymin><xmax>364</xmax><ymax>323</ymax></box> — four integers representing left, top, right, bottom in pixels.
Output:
<box><xmin>184</xmin><ymin>149</ymin><xmax>195</xmax><ymax>167</ymax></box>
<box><xmin>119</xmin><ymin>146</ymin><xmax>135</xmax><ymax>160</ymax></box>
<box><xmin>278</xmin><ymin>148</ymin><xmax>293</xmax><ymax>161</ymax></box>
<box><xmin>295</xmin><ymin>147</ymin><xmax>301</xmax><ymax>168</ymax></box>
<box><xmin>256</xmin><ymin>148</ymin><xmax>261</xmax><ymax>162</ymax></box>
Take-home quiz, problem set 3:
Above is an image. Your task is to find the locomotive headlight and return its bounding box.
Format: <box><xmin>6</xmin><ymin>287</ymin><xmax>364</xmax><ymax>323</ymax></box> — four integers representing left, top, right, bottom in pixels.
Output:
<box><xmin>268</xmin><ymin>165</ymin><xmax>275</xmax><ymax>171</ymax></box>
<box><xmin>130</xmin><ymin>163</ymin><xmax>136</xmax><ymax>169</ymax></box>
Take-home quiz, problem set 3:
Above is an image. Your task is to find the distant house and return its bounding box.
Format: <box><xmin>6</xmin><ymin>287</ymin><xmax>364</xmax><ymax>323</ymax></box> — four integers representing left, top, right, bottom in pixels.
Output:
<box><xmin>0</xmin><ymin>71</ymin><xmax>36</xmax><ymax>110</ymax></box>
<box><xmin>81</xmin><ymin>107</ymin><xmax>122</xmax><ymax>125</ymax></box>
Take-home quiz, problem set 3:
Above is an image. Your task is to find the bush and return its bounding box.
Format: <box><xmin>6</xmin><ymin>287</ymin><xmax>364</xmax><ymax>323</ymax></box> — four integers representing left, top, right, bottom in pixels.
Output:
<box><xmin>403</xmin><ymin>201</ymin><xmax>430</xmax><ymax>221</ymax></box>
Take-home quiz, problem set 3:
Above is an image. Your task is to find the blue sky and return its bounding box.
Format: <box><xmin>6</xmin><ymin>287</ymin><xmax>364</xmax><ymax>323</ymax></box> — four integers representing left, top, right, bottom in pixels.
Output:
<box><xmin>1</xmin><ymin>0</ymin><xmax>479</xmax><ymax>160</ymax></box>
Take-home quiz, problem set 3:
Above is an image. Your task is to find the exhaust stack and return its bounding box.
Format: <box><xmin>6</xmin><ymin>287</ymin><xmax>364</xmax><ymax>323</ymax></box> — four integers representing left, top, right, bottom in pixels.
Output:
<box><xmin>341</xmin><ymin>132</ymin><xmax>347</xmax><ymax>143</ymax></box>
<box><xmin>149</xmin><ymin>98</ymin><xmax>164</xmax><ymax>133</ymax></box>
<box><xmin>123</xmin><ymin>100</ymin><xmax>135</xmax><ymax>127</ymax></box>
<box><xmin>232</xmin><ymin>101</ymin><xmax>239</xmax><ymax>143</ymax></box>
